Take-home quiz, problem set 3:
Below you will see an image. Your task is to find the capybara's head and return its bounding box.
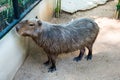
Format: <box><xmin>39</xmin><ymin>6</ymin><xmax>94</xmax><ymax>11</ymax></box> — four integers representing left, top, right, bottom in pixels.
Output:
<box><xmin>16</xmin><ymin>19</ymin><xmax>42</xmax><ymax>37</ymax></box>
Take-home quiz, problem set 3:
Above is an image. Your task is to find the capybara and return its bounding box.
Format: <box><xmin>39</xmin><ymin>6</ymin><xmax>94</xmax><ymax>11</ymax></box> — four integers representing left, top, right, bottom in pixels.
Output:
<box><xmin>16</xmin><ymin>17</ymin><xmax>99</xmax><ymax>72</ymax></box>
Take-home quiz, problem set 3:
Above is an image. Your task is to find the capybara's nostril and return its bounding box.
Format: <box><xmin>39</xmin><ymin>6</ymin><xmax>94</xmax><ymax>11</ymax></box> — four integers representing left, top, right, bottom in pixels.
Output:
<box><xmin>16</xmin><ymin>26</ymin><xmax>19</xmax><ymax>32</ymax></box>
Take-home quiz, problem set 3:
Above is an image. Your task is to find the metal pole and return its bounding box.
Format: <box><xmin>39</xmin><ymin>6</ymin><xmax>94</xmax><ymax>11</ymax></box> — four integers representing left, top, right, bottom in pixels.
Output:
<box><xmin>12</xmin><ymin>0</ymin><xmax>20</xmax><ymax>19</ymax></box>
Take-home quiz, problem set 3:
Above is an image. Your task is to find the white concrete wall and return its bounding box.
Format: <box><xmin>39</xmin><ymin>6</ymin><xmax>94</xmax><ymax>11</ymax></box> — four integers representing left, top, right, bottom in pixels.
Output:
<box><xmin>0</xmin><ymin>29</ymin><xmax>28</xmax><ymax>80</ymax></box>
<box><xmin>0</xmin><ymin>0</ymin><xmax>55</xmax><ymax>80</ymax></box>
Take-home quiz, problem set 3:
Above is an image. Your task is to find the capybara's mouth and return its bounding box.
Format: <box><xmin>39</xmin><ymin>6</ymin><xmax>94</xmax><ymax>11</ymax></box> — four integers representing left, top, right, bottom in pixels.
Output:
<box><xmin>20</xmin><ymin>31</ymin><xmax>30</xmax><ymax>36</ymax></box>
<box><xmin>19</xmin><ymin>32</ymin><xmax>26</xmax><ymax>36</ymax></box>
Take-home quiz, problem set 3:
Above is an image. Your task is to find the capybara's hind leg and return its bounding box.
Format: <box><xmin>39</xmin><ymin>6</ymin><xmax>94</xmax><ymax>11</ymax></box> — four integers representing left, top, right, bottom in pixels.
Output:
<box><xmin>44</xmin><ymin>54</ymin><xmax>51</xmax><ymax>66</ymax></box>
<box><xmin>48</xmin><ymin>54</ymin><xmax>57</xmax><ymax>72</ymax></box>
<box><xmin>85</xmin><ymin>45</ymin><xmax>93</xmax><ymax>60</ymax></box>
<box><xmin>73</xmin><ymin>47</ymin><xmax>85</xmax><ymax>62</ymax></box>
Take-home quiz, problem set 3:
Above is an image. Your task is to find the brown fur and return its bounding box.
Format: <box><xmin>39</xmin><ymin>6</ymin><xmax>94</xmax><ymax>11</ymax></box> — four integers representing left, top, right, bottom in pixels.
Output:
<box><xmin>16</xmin><ymin>18</ymin><xmax>99</xmax><ymax>72</ymax></box>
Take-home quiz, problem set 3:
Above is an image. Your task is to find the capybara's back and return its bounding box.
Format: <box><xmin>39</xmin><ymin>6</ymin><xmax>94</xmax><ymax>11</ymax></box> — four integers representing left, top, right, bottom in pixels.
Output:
<box><xmin>40</xmin><ymin>18</ymin><xmax>99</xmax><ymax>54</ymax></box>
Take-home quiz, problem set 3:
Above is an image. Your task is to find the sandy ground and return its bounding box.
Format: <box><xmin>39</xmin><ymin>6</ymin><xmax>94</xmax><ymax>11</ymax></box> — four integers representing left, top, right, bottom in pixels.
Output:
<box><xmin>13</xmin><ymin>1</ymin><xmax>120</xmax><ymax>80</ymax></box>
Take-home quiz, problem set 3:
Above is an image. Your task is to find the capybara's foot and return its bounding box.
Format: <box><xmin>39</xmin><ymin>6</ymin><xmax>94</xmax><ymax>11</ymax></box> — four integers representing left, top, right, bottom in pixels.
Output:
<box><xmin>73</xmin><ymin>56</ymin><xmax>82</xmax><ymax>62</ymax></box>
<box><xmin>85</xmin><ymin>55</ymin><xmax>92</xmax><ymax>60</ymax></box>
<box><xmin>43</xmin><ymin>61</ymin><xmax>50</xmax><ymax>66</ymax></box>
<box><xmin>48</xmin><ymin>66</ymin><xmax>56</xmax><ymax>72</ymax></box>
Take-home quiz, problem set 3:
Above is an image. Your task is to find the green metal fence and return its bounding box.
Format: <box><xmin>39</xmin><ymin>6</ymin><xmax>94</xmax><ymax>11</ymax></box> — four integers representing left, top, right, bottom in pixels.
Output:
<box><xmin>0</xmin><ymin>0</ymin><xmax>14</xmax><ymax>31</ymax></box>
<box><xmin>0</xmin><ymin>0</ymin><xmax>40</xmax><ymax>37</ymax></box>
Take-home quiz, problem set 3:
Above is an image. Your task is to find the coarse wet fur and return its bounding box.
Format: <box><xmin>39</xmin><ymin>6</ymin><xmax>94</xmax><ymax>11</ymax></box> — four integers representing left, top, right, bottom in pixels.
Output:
<box><xmin>16</xmin><ymin>17</ymin><xmax>99</xmax><ymax>72</ymax></box>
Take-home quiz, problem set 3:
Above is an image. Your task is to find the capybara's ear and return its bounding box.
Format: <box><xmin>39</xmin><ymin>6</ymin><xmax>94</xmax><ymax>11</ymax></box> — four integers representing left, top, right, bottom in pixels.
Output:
<box><xmin>37</xmin><ymin>20</ymin><xmax>42</xmax><ymax>26</ymax></box>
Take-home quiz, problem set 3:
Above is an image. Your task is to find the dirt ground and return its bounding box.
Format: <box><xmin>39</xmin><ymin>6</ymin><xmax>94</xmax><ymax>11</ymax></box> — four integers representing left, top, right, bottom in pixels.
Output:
<box><xmin>13</xmin><ymin>1</ymin><xmax>120</xmax><ymax>80</ymax></box>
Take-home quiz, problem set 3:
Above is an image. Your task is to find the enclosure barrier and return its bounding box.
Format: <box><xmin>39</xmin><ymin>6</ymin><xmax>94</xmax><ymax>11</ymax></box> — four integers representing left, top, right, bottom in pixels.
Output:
<box><xmin>115</xmin><ymin>0</ymin><xmax>120</xmax><ymax>19</ymax></box>
<box><xmin>0</xmin><ymin>0</ymin><xmax>41</xmax><ymax>39</ymax></box>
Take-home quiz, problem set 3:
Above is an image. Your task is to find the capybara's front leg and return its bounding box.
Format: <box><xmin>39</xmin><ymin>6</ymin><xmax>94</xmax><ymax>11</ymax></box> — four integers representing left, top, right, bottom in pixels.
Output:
<box><xmin>48</xmin><ymin>54</ymin><xmax>57</xmax><ymax>72</ymax></box>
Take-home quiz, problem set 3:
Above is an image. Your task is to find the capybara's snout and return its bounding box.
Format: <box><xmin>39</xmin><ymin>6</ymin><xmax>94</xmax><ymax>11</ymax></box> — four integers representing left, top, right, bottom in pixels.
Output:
<box><xmin>16</xmin><ymin>23</ymin><xmax>22</xmax><ymax>32</ymax></box>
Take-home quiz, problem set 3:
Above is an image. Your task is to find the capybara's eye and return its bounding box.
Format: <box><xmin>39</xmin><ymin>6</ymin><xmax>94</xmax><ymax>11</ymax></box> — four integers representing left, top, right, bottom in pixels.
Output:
<box><xmin>29</xmin><ymin>23</ymin><xmax>35</xmax><ymax>26</ymax></box>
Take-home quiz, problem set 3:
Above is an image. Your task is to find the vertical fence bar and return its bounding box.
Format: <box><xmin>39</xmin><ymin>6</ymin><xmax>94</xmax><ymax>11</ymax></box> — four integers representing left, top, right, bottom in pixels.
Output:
<box><xmin>12</xmin><ymin>0</ymin><xmax>20</xmax><ymax>19</ymax></box>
